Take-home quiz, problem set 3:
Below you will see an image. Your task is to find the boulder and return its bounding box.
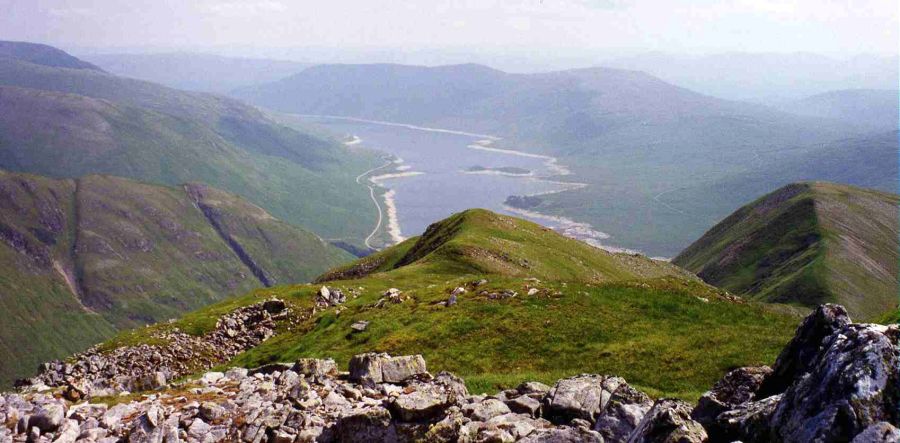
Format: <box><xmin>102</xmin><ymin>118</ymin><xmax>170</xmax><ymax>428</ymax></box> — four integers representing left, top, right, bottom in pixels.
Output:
<box><xmin>594</xmin><ymin>383</ymin><xmax>653</xmax><ymax>443</ymax></box>
<box><xmin>768</xmin><ymin>323</ymin><xmax>899</xmax><ymax>442</ymax></box>
<box><xmin>626</xmin><ymin>399</ymin><xmax>708</xmax><ymax>443</ymax></box>
<box><xmin>389</xmin><ymin>383</ymin><xmax>454</xmax><ymax>422</ymax></box>
<box><xmin>544</xmin><ymin>375</ymin><xmax>622</xmax><ymax>424</ymax></box>
<box><xmin>349</xmin><ymin>353</ymin><xmax>427</xmax><ymax>385</ymax></box>
<box><xmin>691</xmin><ymin>366</ymin><xmax>772</xmax><ymax>440</ymax></box>
<box><xmin>293</xmin><ymin>358</ymin><xmax>337</xmax><ymax>380</ymax></box>
<box><xmin>757</xmin><ymin>304</ymin><xmax>851</xmax><ymax>397</ymax></box>
<box><xmin>334</xmin><ymin>407</ymin><xmax>396</xmax><ymax>442</ymax></box>
<box><xmin>382</xmin><ymin>355</ymin><xmax>427</xmax><ymax>384</ymax></box>
<box><xmin>852</xmin><ymin>422</ymin><xmax>900</xmax><ymax>443</ymax></box>
<box><xmin>506</xmin><ymin>395</ymin><xmax>542</xmax><ymax>417</ymax></box>
<box><xmin>351</xmin><ymin>320</ymin><xmax>370</xmax><ymax>333</ymax></box>
<box><xmin>464</xmin><ymin>398</ymin><xmax>511</xmax><ymax>422</ymax></box>
<box><xmin>28</xmin><ymin>402</ymin><xmax>65</xmax><ymax>433</ymax></box>
<box><xmin>520</xmin><ymin>427</ymin><xmax>606</xmax><ymax>442</ymax></box>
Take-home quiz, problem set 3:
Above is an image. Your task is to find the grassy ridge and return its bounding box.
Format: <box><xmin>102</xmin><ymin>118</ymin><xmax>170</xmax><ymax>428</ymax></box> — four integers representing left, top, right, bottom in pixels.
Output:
<box><xmin>96</xmin><ymin>210</ymin><xmax>800</xmax><ymax>400</ymax></box>
<box><xmin>674</xmin><ymin>182</ymin><xmax>899</xmax><ymax>321</ymax></box>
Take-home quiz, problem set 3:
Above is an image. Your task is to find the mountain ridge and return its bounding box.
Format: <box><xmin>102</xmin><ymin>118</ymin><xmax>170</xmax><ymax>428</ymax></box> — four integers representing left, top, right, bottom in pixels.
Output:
<box><xmin>673</xmin><ymin>181</ymin><xmax>899</xmax><ymax>320</ymax></box>
<box><xmin>0</xmin><ymin>170</ymin><xmax>352</xmax><ymax>387</ymax></box>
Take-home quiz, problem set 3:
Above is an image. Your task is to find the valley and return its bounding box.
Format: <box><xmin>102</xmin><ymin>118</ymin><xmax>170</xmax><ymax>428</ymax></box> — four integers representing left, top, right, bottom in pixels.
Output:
<box><xmin>302</xmin><ymin>116</ymin><xmax>612</xmax><ymax>251</ymax></box>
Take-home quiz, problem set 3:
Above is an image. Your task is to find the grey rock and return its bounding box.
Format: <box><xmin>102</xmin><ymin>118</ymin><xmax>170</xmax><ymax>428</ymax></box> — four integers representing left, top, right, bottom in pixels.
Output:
<box><xmin>334</xmin><ymin>407</ymin><xmax>396</xmax><ymax>442</ymax></box>
<box><xmin>465</xmin><ymin>399</ymin><xmax>511</xmax><ymax>422</ymax></box>
<box><xmin>626</xmin><ymin>399</ymin><xmax>707</xmax><ymax>443</ymax></box>
<box><xmin>506</xmin><ymin>395</ymin><xmax>542</xmax><ymax>417</ymax></box>
<box><xmin>594</xmin><ymin>384</ymin><xmax>653</xmax><ymax>443</ymax></box>
<box><xmin>545</xmin><ymin>375</ymin><xmax>621</xmax><ymax>424</ymax></box>
<box><xmin>852</xmin><ymin>422</ymin><xmax>900</xmax><ymax>443</ymax></box>
<box><xmin>769</xmin><ymin>323</ymin><xmax>899</xmax><ymax>443</ymax></box>
<box><xmin>349</xmin><ymin>353</ymin><xmax>427</xmax><ymax>385</ymax></box>
<box><xmin>28</xmin><ymin>403</ymin><xmax>65</xmax><ymax>433</ymax></box>
<box><xmin>350</xmin><ymin>321</ymin><xmax>369</xmax><ymax>333</ymax></box>
<box><xmin>691</xmin><ymin>366</ymin><xmax>772</xmax><ymax>441</ymax></box>
<box><xmin>520</xmin><ymin>427</ymin><xmax>605</xmax><ymax>442</ymax></box>
<box><xmin>292</xmin><ymin>358</ymin><xmax>337</xmax><ymax>380</ymax></box>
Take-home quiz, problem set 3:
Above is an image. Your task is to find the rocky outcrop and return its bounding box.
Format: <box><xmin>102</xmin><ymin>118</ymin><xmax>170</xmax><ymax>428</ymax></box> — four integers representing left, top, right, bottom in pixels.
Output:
<box><xmin>2</xmin><ymin>353</ymin><xmax>677</xmax><ymax>443</ymax></box>
<box><xmin>2</xmin><ymin>303</ymin><xmax>896</xmax><ymax>442</ymax></box>
<box><xmin>692</xmin><ymin>304</ymin><xmax>900</xmax><ymax>443</ymax></box>
<box><xmin>17</xmin><ymin>299</ymin><xmax>290</xmax><ymax>397</ymax></box>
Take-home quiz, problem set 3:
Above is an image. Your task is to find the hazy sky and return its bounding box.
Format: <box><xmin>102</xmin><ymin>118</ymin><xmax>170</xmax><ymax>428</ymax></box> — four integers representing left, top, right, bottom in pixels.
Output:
<box><xmin>1</xmin><ymin>0</ymin><xmax>897</xmax><ymax>57</ymax></box>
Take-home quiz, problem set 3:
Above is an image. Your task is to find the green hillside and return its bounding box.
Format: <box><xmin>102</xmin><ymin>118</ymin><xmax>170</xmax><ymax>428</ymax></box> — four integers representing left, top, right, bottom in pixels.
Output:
<box><xmin>0</xmin><ymin>42</ymin><xmax>381</xmax><ymax>246</ymax></box>
<box><xmin>98</xmin><ymin>209</ymin><xmax>800</xmax><ymax>400</ymax></box>
<box><xmin>674</xmin><ymin>182</ymin><xmax>899</xmax><ymax>321</ymax></box>
<box><xmin>0</xmin><ymin>170</ymin><xmax>352</xmax><ymax>387</ymax></box>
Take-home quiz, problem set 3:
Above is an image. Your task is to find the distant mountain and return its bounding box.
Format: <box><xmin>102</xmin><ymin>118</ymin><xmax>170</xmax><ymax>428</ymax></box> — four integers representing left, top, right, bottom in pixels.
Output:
<box><xmin>0</xmin><ymin>170</ymin><xmax>352</xmax><ymax>387</ymax></box>
<box><xmin>602</xmin><ymin>52</ymin><xmax>899</xmax><ymax>102</ymax></box>
<box><xmin>779</xmin><ymin>89</ymin><xmax>898</xmax><ymax>131</ymax></box>
<box><xmin>83</xmin><ymin>52</ymin><xmax>311</xmax><ymax>93</ymax></box>
<box><xmin>234</xmin><ymin>62</ymin><xmax>869</xmax><ymax>256</ymax></box>
<box><xmin>0</xmin><ymin>41</ymin><xmax>103</xmax><ymax>71</ymax></box>
<box><xmin>0</xmin><ymin>41</ymin><xmax>380</xmax><ymax>244</ymax></box>
<box><xmin>674</xmin><ymin>182</ymin><xmax>899</xmax><ymax>321</ymax></box>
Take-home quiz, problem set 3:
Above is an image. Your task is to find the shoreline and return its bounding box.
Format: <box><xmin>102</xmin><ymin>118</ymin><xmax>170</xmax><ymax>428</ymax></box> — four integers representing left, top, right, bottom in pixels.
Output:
<box><xmin>324</xmin><ymin>115</ymin><xmax>629</xmax><ymax>254</ymax></box>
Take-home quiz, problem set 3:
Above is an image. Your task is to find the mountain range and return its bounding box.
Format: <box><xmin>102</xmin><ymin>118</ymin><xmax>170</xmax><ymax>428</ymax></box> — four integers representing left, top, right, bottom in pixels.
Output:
<box><xmin>234</xmin><ymin>62</ymin><xmax>891</xmax><ymax>256</ymax></box>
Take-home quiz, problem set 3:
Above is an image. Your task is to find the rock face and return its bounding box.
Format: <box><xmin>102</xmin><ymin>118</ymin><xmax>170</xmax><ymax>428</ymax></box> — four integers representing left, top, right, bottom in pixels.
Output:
<box><xmin>691</xmin><ymin>304</ymin><xmax>900</xmax><ymax>443</ymax></box>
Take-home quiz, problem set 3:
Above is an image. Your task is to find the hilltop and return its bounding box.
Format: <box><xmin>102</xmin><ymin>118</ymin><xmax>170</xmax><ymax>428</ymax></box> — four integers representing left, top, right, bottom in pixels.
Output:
<box><xmin>674</xmin><ymin>182</ymin><xmax>899</xmax><ymax>320</ymax></box>
<box><xmin>0</xmin><ymin>170</ymin><xmax>352</xmax><ymax>387</ymax></box>
<box><xmin>0</xmin><ymin>41</ymin><xmax>381</xmax><ymax>246</ymax></box>
<box><xmin>76</xmin><ymin>209</ymin><xmax>800</xmax><ymax>400</ymax></box>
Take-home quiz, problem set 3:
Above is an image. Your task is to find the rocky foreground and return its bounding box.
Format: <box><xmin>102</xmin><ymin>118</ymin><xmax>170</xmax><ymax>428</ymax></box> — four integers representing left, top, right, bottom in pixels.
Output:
<box><xmin>2</xmin><ymin>304</ymin><xmax>898</xmax><ymax>443</ymax></box>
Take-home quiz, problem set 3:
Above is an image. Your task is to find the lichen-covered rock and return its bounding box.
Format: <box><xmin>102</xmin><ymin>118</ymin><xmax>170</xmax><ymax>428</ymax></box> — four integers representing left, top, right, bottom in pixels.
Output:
<box><xmin>349</xmin><ymin>353</ymin><xmax>427</xmax><ymax>385</ymax></box>
<box><xmin>544</xmin><ymin>375</ymin><xmax>623</xmax><ymax>424</ymax></box>
<box><xmin>293</xmin><ymin>358</ymin><xmax>337</xmax><ymax>380</ymax></box>
<box><xmin>626</xmin><ymin>399</ymin><xmax>707</xmax><ymax>443</ymax></box>
<box><xmin>691</xmin><ymin>366</ymin><xmax>771</xmax><ymax>440</ymax></box>
<box><xmin>520</xmin><ymin>426</ymin><xmax>606</xmax><ymax>442</ymax></box>
<box><xmin>334</xmin><ymin>407</ymin><xmax>396</xmax><ymax>442</ymax></box>
<box><xmin>768</xmin><ymin>323</ymin><xmax>900</xmax><ymax>442</ymax></box>
<box><xmin>757</xmin><ymin>304</ymin><xmax>851</xmax><ymax>397</ymax></box>
<box><xmin>594</xmin><ymin>383</ymin><xmax>653</xmax><ymax>443</ymax></box>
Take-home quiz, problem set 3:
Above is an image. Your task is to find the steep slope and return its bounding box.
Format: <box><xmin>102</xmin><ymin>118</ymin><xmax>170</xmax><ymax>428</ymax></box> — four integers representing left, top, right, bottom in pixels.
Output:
<box><xmin>779</xmin><ymin>89</ymin><xmax>898</xmax><ymax>131</ymax></box>
<box><xmin>234</xmin><ymin>62</ymin><xmax>867</xmax><ymax>257</ymax></box>
<box><xmin>84</xmin><ymin>52</ymin><xmax>310</xmax><ymax>93</ymax></box>
<box><xmin>0</xmin><ymin>170</ymin><xmax>351</xmax><ymax>387</ymax></box>
<box><xmin>0</xmin><ymin>42</ymin><xmax>380</xmax><ymax>244</ymax></box>
<box><xmin>87</xmin><ymin>209</ymin><xmax>800</xmax><ymax>400</ymax></box>
<box><xmin>673</xmin><ymin>182</ymin><xmax>899</xmax><ymax>320</ymax></box>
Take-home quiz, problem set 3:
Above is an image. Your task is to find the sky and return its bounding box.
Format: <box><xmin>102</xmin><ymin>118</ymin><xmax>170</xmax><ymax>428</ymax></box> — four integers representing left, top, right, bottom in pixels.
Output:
<box><xmin>1</xmin><ymin>0</ymin><xmax>897</xmax><ymax>59</ymax></box>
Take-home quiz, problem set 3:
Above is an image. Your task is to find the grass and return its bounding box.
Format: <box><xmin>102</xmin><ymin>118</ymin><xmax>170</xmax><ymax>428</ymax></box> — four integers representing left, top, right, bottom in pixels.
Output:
<box><xmin>0</xmin><ymin>171</ymin><xmax>352</xmax><ymax>387</ymax></box>
<box><xmin>90</xmin><ymin>209</ymin><xmax>802</xmax><ymax>401</ymax></box>
<box><xmin>673</xmin><ymin>182</ymin><xmax>899</xmax><ymax>321</ymax></box>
